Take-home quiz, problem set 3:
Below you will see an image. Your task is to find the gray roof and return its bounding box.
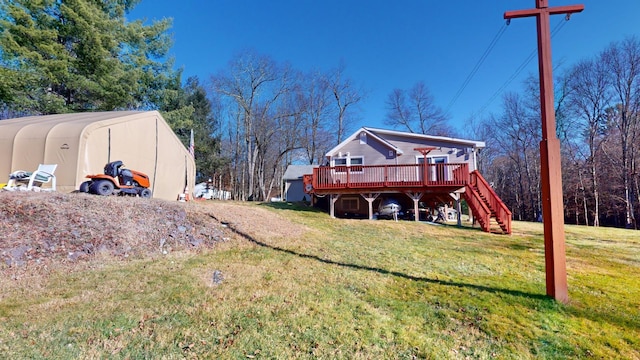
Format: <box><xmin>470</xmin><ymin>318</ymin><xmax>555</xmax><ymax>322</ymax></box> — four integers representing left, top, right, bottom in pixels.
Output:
<box><xmin>283</xmin><ymin>165</ymin><xmax>316</xmax><ymax>181</ymax></box>
<box><xmin>363</xmin><ymin>127</ymin><xmax>486</xmax><ymax>148</ymax></box>
<box><xmin>325</xmin><ymin>127</ymin><xmax>486</xmax><ymax>157</ymax></box>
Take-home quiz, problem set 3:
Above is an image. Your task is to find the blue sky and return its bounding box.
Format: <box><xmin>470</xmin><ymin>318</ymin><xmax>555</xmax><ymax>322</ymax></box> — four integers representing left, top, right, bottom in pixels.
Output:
<box><xmin>129</xmin><ymin>0</ymin><xmax>640</xmax><ymax>133</ymax></box>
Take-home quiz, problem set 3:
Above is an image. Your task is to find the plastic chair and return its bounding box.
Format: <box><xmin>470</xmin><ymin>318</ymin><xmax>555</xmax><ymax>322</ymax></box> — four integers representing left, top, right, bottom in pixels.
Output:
<box><xmin>9</xmin><ymin>164</ymin><xmax>57</xmax><ymax>191</ymax></box>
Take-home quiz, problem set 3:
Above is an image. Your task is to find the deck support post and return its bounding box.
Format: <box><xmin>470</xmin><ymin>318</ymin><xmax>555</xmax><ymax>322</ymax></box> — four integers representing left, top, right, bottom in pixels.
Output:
<box><xmin>405</xmin><ymin>192</ymin><xmax>424</xmax><ymax>222</ymax></box>
<box><xmin>329</xmin><ymin>194</ymin><xmax>339</xmax><ymax>218</ymax></box>
<box><xmin>360</xmin><ymin>193</ymin><xmax>380</xmax><ymax>219</ymax></box>
<box><xmin>450</xmin><ymin>193</ymin><xmax>462</xmax><ymax>227</ymax></box>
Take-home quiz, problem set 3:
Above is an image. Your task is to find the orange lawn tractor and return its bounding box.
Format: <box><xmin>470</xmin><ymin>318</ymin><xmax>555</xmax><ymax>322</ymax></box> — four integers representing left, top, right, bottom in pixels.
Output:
<box><xmin>79</xmin><ymin>161</ymin><xmax>152</xmax><ymax>198</ymax></box>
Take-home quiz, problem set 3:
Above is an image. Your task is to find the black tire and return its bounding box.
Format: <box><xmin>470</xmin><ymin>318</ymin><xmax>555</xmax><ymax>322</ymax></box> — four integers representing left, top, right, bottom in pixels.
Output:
<box><xmin>139</xmin><ymin>188</ymin><xmax>152</xmax><ymax>198</ymax></box>
<box><xmin>90</xmin><ymin>179</ymin><xmax>115</xmax><ymax>196</ymax></box>
<box><xmin>79</xmin><ymin>181</ymin><xmax>91</xmax><ymax>193</ymax></box>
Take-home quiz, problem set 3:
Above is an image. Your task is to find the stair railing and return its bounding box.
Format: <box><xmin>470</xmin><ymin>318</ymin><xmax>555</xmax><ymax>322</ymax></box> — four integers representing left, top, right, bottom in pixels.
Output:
<box><xmin>463</xmin><ymin>185</ymin><xmax>491</xmax><ymax>232</ymax></box>
<box><xmin>470</xmin><ymin>170</ymin><xmax>512</xmax><ymax>234</ymax></box>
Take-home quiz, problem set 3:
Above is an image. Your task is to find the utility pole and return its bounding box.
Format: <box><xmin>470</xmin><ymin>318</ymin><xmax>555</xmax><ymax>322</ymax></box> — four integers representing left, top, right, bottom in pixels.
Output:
<box><xmin>504</xmin><ymin>0</ymin><xmax>584</xmax><ymax>303</ymax></box>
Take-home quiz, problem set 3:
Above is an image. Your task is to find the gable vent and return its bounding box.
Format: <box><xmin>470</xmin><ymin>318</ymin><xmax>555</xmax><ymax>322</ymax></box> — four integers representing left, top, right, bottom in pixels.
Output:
<box><xmin>360</xmin><ymin>132</ymin><xmax>367</xmax><ymax>144</ymax></box>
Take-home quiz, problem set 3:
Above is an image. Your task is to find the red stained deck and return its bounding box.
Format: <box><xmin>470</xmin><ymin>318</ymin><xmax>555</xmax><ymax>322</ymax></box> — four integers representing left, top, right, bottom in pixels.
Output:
<box><xmin>308</xmin><ymin>163</ymin><xmax>469</xmax><ymax>193</ymax></box>
<box><xmin>303</xmin><ymin>164</ymin><xmax>512</xmax><ymax>234</ymax></box>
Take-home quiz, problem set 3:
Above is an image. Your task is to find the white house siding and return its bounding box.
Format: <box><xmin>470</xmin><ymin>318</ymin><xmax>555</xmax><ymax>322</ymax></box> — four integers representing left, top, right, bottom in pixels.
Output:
<box><xmin>283</xmin><ymin>165</ymin><xmax>315</xmax><ymax>202</ymax></box>
<box><xmin>329</xmin><ymin>135</ymin><xmax>473</xmax><ymax>169</ymax></box>
<box><xmin>382</xmin><ymin>135</ymin><xmax>475</xmax><ymax>170</ymax></box>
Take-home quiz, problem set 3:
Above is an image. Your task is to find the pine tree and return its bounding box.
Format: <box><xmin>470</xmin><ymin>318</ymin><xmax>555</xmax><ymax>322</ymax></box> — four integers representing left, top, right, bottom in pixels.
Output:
<box><xmin>0</xmin><ymin>0</ymin><xmax>174</xmax><ymax>114</ymax></box>
<box><xmin>158</xmin><ymin>74</ymin><xmax>226</xmax><ymax>182</ymax></box>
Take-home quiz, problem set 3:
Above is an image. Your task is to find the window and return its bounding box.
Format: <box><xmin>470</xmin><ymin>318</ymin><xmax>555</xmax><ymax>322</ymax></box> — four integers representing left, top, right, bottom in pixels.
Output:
<box><xmin>341</xmin><ymin>197</ymin><xmax>359</xmax><ymax>211</ymax></box>
<box><xmin>428</xmin><ymin>156</ymin><xmax>448</xmax><ymax>181</ymax></box>
<box><xmin>429</xmin><ymin>156</ymin><xmax>447</xmax><ymax>164</ymax></box>
<box><xmin>416</xmin><ymin>156</ymin><xmax>447</xmax><ymax>164</ymax></box>
<box><xmin>350</xmin><ymin>157</ymin><xmax>363</xmax><ymax>172</ymax></box>
<box><xmin>333</xmin><ymin>156</ymin><xmax>364</xmax><ymax>173</ymax></box>
<box><xmin>334</xmin><ymin>157</ymin><xmax>347</xmax><ymax>172</ymax></box>
<box><xmin>416</xmin><ymin>156</ymin><xmax>448</xmax><ymax>181</ymax></box>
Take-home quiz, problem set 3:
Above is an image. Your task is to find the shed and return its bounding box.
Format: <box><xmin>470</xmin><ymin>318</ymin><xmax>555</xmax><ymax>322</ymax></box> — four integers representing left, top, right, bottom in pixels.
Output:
<box><xmin>0</xmin><ymin>111</ymin><xmax>195</xmax><ymax>201</ymax></box>
<box><xmin>283</xmin><ymin>165</ymin><xmax>316</xmax><ymax>202</ymax></box>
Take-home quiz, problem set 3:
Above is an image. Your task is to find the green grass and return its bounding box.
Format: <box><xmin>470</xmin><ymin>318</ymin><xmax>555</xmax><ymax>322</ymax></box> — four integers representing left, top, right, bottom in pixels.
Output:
<box><xmin>1</xmin><ymin>202</ymin><xmax>638</xmax><ymax>359</ymax></box>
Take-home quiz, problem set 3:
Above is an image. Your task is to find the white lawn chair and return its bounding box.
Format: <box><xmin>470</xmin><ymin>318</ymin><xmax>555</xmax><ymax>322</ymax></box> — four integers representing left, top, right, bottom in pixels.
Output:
<box><xmin>7</xmin><ymin>164</ymin><xmax>57</xmax><ymax>191</ymax></box>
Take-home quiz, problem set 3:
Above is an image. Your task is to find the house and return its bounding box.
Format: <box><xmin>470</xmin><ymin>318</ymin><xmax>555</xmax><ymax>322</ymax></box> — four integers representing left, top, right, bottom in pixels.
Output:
<box><xmin>302</xmin><ymin>127</ymin><xmax>511</xmax><ymax>234</ymax></box>
<box><xmin>282</xmin><ymin>165</ymin><xmax>315</xmax><ymax>202</ymax></box>
<box><xmin>0</xmin><ymin>111</ymin><xmax>195</xmax><ymax>201</ymax></box>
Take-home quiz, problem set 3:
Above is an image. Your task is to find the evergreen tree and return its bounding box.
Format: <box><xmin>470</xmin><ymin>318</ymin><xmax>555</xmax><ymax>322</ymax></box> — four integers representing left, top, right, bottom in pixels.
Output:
<box><xmin>0</xmin><ymin>0</ymin><xmax>174</xmax><ymax>114</ymax></box>
<box><xmin>184</xmin><ymin>77</ymin><xmax>227</xmax><ymax>182</ymax></box>
<box><xmin>158</xmin><ymin>74</ymin><xmax>226</xmax><ymax>182</ymax></box>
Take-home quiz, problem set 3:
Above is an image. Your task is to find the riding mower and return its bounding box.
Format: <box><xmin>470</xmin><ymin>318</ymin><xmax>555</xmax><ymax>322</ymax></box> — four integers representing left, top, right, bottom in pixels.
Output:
<box><xmin>79</xmin><ymin>161</ymin><xmax>152</xmax><ymax>198</ymax></box>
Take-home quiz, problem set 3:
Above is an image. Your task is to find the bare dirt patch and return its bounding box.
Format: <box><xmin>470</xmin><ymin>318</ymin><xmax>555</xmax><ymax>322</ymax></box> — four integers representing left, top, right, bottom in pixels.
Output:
<box><xmin>0</xmin><ymin>192</ymin><xmax>308</xmax><ymax>273</ymax></box>
<box><xmin>199</xmin><ymin>201</ymin><xmax>310</xmax><ymax>241</ymax></box>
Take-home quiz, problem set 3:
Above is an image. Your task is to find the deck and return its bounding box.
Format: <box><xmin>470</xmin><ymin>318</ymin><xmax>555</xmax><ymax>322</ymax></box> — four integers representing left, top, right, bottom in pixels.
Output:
<box><xmin>303</xmin><ymin>164</ymin><xmax>512</xmax><ymax>234</ymax></box>
<box><xmin>306</xmin><ymin>163</ymin><xmax>469</xmax><ymax>194</ymax></box>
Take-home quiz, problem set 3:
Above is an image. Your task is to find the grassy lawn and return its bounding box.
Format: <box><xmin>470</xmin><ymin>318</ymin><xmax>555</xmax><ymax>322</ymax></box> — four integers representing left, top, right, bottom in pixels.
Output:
<box><xmin>1</xmin><ymin>201</ymin><xmax>638</xmax><ymax>359</ymax></box>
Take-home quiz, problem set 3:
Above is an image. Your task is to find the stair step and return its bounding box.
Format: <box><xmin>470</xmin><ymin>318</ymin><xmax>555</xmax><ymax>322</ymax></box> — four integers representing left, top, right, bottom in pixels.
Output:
<box><xmin>465</xmin><ymin>181</ymin><xmax>511</xmax><ymax>234</ymax></box>
<box><xmin>468</xmin><ymin>172</ymin><xmax>512</xmax><ymax>234</ymax></box>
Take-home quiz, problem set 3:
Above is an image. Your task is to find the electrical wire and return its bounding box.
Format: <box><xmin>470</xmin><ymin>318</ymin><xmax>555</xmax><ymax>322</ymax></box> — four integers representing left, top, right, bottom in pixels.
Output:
<box><xmin>476</xmin><ymin>18</ymin><xmax>569</xmax><ymax>116</ymax></box>
<box><xmin>445</xmin><ymin>23</ymin><xmax>508</xmax><ymax>114</ymax></box>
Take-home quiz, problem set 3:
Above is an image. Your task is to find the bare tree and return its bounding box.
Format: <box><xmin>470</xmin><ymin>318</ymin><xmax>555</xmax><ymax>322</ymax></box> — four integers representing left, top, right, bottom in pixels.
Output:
<box><xmin>220</xmin><ymin>105</ymin><xmax>245</xmax><ymax>200</ymax></box>
<box><xmin>603</xmin><ymin>36</ymin><xmax>640</xmax><ymax>228</ymax></box>
<box><xmin>327</xmin><ymin>63</ymin><xmax>363</xmax><ymax>143</ymax></box>
<box><xmin>384</xmin><ymin>81</ymin><xmax>451</xmax><ymax>135</ymax></box>
<box><xmin>212</xmin><ymin>51</ymin><xmax>295</xmax><ymax>200</ymax></box>
<box><xmin>254</xmin><ymin>91</ymin><xmax>305</xmax><ymax>200</ymax></box>
<box><xmin>461</xmin><ymin>115</ymin><xmax>496</xmax><ymax>174</ymax></box>
<box><xmin>566</xmin><ymin>57</ymin><xmax>612</xmax><ymax>226</ymax></box>
<box><xmin>486</xmin><ymin>92</ymin><xmax>540</xmax><ymax>220</ymax></box>
<box><xmin>299</xmin><ymin>70</ymin><xmax>333</xmax><ymax>164</ymax></box>
<box><xmin>477</xmin><ymin>36</ymin><xmax>640</xmax><ymax>228</ymax></box>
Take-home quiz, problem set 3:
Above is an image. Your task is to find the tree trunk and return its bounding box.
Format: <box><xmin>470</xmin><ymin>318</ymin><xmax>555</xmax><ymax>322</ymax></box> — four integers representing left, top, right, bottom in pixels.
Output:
<box><xmin>590</xmin><ymin>159</ymin><xmax>600</xmax><ymax>227</ymax></box>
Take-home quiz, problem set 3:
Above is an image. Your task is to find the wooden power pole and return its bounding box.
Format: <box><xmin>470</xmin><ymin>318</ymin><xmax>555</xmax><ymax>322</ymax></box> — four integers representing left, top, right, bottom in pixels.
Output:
<box><xmin>504</xmin><ymin>0</ymin><xmax>584</xmax><ymax>303</ymax></box>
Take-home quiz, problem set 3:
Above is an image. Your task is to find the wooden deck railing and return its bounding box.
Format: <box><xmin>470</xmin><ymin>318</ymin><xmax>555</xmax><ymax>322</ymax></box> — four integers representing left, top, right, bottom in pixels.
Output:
<box><xmin>303</xmin><ymin>165</ymin><xmax>512</xmax><ymax>234</ymax></box>
<box><xmin>463</xmin><ymin>184</ymin><xmax>492</xmax><ymax>232</ymax></box>
<box><xmin>311</xmin><ymin>163</ymin><xmax>469</xmax><ymax>190</ymax></box>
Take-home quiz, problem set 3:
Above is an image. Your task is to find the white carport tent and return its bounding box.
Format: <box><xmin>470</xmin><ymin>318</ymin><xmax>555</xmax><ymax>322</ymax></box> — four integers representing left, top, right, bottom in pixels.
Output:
<box><xmin>0</xmin><ymin>111</ymin><xmax>195</xmax><ymax>201</ymax></box>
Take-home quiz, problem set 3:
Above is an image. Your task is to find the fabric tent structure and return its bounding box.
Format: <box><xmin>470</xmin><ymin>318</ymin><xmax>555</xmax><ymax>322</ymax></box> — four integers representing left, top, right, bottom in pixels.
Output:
<box><xmin>0</xmin><ymin>111</ymin><xmax>195</xmax><ymax>201</ymax></box>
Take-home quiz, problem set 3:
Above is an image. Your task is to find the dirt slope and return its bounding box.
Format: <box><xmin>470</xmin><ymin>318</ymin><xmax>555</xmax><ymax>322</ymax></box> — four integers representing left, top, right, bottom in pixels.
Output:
<box><xmin>0</xmin><ymin>192</ymin><xmax>229</xmax><ymax>268</ymax></box>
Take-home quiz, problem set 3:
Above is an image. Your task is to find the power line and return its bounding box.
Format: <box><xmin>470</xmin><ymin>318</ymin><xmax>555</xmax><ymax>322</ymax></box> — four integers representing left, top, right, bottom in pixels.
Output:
<box><xmin>476</xmin><ymin>18</ymin><xmax>569</xmax><ymax>116</ymax></box>
<box><xmin>445</xmin><ymin>23</ymin><xmax>508</xmax><ymax>114</ymax></box>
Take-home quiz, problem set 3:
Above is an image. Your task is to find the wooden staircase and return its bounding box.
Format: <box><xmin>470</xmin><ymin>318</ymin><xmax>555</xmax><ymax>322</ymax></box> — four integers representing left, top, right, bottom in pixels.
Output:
<box><xmin>462</xmin><ymin>170</ymin><xmax>512</xmax><ymax>234</ymax></box>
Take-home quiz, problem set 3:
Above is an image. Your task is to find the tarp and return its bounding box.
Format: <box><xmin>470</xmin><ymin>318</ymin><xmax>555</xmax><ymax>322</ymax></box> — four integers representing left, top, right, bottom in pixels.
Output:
<box><xmin>0</xmin><ymin>111</ymin><xmax>195</xmax><ymax>201</ymax></box>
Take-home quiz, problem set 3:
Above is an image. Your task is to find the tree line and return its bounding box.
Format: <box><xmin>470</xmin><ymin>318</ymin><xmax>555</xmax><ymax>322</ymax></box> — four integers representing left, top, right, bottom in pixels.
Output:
<box><xmin>1</xmin><ymin>1</ymin><xmax>638</xmax><ymax>228</ymax></box>
<box><xmin>475</xmin><ymin>36</ymin><xmax>640</xmax><ymax>229</ymax></box>
<box><xmin>0</xmin><ymin>0</ymin><xmax>223</xmax><ymax>183</ymax></box>
<box><xmin>209</xmin><ymin>52</ymin><xmax>364</xmax><ymax>201</ymax></box>
<box><xmin>0</xmin><ymin>1</ymin><xmax>366</xmax><ymax>201</ymax></box>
